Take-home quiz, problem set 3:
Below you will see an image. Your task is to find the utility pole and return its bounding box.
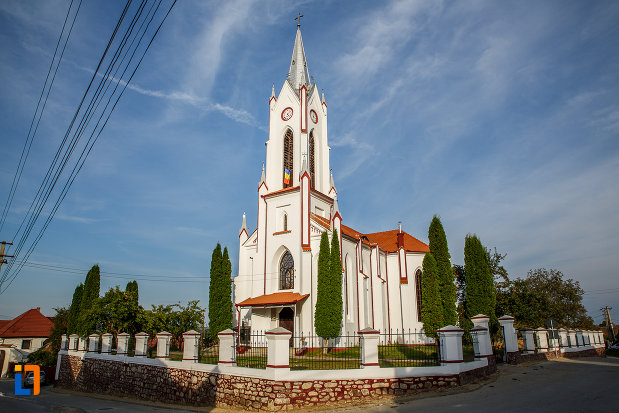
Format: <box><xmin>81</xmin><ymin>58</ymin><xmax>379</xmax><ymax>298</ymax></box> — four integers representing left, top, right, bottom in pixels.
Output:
<box><xmin>0</xmin><ymin>241</ymin><xmax>14</xmax><ymax>273</ymax></box>
<box><xmin>601</xmin><ymin>306</ymin><xmax>616</xmax><ymax>343</ymax></box>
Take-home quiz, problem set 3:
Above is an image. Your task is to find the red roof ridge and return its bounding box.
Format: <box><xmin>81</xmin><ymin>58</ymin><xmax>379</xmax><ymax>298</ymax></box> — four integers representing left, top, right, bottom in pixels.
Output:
<box><xmin>310</xmin><ymin>213</ymin><xmax>331</xmax><ymax>230</ymax></box>
<box><xmin>0</xmin><ymin>308</ymin><xmax>54</xmax><ymax>338</ymax></box>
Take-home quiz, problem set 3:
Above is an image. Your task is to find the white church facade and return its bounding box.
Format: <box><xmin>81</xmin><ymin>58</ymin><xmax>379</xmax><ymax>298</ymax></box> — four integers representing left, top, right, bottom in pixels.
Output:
<box><xmin>233</xmin><ymin>26</ymin><xmax>429</xmax><ymax>337</ymax></box>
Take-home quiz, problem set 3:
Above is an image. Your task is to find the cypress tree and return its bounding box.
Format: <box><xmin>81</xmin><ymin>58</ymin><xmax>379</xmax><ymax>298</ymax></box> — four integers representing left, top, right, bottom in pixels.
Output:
<box><xmin>208</xmin><ymin>243</ymin><xmax>222</xmax><ymax>340</ymax></box>
<box><xmin>428</xmin><ymin>216</ymin><xmax>457</xmax><ymax>325</ymax></box>
<box><xmin>421</xmin><ymin>253</ymin><xmax>443</xmax><ymax>338</ymax></box>
<box><xmin>67</xmin><ymin>283</ymin><xmax>83</xmax><ymax>334</ymax></box>
<box><xmin>218</xmin><ymin>247</ymin><xmax>233</xmax><ymax>333</ymax></box>
<box><xmin>464</xmin><ymin>234</ymin><xmax>496</xmax><ymax>319</ymax></box>
<box><xmin>327</xmin><ymin>229</ymin><xmax>343</xmax><ymax>338</ymax></box>
<box><xmin>314</xmin><ymin>231</ymin><xmax>332</xmax><ymax>339</ymax></box>
<box><xmin>77</xmin><ymin>265</ymin><xmax>100</xmax><ymax>336</ymax></box>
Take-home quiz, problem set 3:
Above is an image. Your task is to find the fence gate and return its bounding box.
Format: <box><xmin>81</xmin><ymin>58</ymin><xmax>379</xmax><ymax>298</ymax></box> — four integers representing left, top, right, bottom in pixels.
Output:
<box><xmin>492</xmin><ymin>326</ymin><xmax>506</xmax><ymax>363</ymax></box>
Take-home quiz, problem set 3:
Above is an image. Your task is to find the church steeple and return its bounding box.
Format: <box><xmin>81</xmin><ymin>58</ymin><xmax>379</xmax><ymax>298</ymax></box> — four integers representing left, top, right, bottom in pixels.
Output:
<box><xmin>287</xmin><ymin>25</ymin><xmax>310</xmax><ymax>91</ymax></box>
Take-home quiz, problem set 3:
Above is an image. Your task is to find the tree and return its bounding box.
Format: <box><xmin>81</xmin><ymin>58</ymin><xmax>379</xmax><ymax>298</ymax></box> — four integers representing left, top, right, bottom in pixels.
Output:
<box><xmin>97</xmin><ymin>285</ymin><xmax>144</xmax><ymax>335</ymax></box>
<box><xmin>497</xmin><ymin>269</ymin><xmax>593</xmax><ymax>328</ymax></box>
<box><xmin>421</xmin><ymin>253</ymin><xmax>443</xmax><ymax>338</ymax></box>
<box><xmin>328</xmin><ymin>229</ymin><xmax>343</xmax><ymax>336</ymax></box>
<box><xmin>67</xmin><ymin>283</ymin><xmax>83</xmax><ymax>334</ymax></box>
<box><xmin>77</xmin><ymin>264</ymin><xmax>101</xmax><ymax>336</ymax></box>
<box><xmin>208</xmin><ymin>243</ymin><xmax>222</xmax><ymax>340</ymax></box>
<box><xmin>315</xmin><ymin>231</ymin><xmax>341</xmax><ymax>340</ymax></box>
<box><xmin>143</xmin><ymin>300</ymin><xmax>204</xmax><ymax>349</ymax></box>
<box><xmin>219</xmin><ymin>247</ymin><xmax>233</xmax><ymax>332</ymax></box>
<box><xmin>48</xmin><ymin>307</ymin><xmax>68</xmax><ymax>354</ymax></box>
<box><xmin>208</xmin><ymin>244</ymin><xmax>232</xmax><ymax>340</ymax></box>
<box><xmin>464</xmin><ymin>234</ymin><xmax>495</xmax><ymax>320</ymax></box>
<box><xmin>428</xmin><ymin>216</ymin><xmax>456</xmax><ymax>325</ymax></box>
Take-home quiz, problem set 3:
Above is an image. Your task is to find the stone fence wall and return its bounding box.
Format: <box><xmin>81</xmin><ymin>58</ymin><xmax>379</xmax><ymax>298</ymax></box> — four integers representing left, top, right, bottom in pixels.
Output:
<box><xmin>55</xmin><ymin>315</ymin><xmax>605</xmax><ymax>411</ymax></box>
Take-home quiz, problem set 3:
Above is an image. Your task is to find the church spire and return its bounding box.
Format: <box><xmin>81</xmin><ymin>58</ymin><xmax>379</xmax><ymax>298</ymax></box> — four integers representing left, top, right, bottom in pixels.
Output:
<box><xmin>287</xmin><ymin>22</ymin><xmax>310</xmax><ymax>91</ymax></box>
<box><xmin>239</xmin><ymin>212</ymin><xmax>247</xmax><ymax>237</ymax></box>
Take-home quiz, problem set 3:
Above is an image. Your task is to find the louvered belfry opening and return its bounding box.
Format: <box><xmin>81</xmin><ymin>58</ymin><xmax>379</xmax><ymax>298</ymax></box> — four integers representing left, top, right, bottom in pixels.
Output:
<box><xmin>283</xmin><ymin>129</ymin><xmax>294</xmax><ymax>188</ymax></box>
<box><xmin>309</xmin><ymin>130</ymin><xmax>316</xmax><ymax>188</ymax></box>
<box><xmin>415</xmin><ymin>269</ymin><xmax>423</xmax><ymax>322</ymax></box>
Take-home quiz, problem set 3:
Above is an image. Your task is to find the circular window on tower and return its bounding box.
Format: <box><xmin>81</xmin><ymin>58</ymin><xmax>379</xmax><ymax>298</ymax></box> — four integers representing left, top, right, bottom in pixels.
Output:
<box><xmin>281</xmin><ymin>107</ymin><xmax>293</xmax><ymax>121</ymax></box>
<box><xmin>310</xmin><ymin>109</ymin><xmax>318</xmax><ymax>124</ymax></box>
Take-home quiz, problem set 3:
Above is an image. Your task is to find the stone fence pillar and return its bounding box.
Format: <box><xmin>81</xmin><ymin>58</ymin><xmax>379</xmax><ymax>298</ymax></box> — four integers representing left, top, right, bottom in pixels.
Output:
<box><xmin>135</xmin><ymin>332</ymin><xmax>149</xmax><ymax>358</ymax></box>
<box><xmin>437</xmin><ymin>325</ymin><xmax>464</xmax><ymax>364</ymax></box>
<box><xmin>182</xmin><ymin>330</ymin><xmax>200</xmax><ymax>363</ymax></box>
<box><xmin>359</xmin><ymin>328</ymin><xmax>380</xmax><ymax>368</ymax></box>
<box><xmin>60</xmin><ymin>334</ymin><xmax>68</xmax><ymax>351</ymax></box>
<box><xmin>218</xmin><ymin>329</ymin><xmax>236</xmax><ymax>366</ymax></box>
<box><xmin>101</xmin><ymin>333</ymin><xmax>113</xmax><ymax>353</ymax></box>
<box><xmin>69</xmin><ymin>334</ymin><xmax>78</xmax><ymax>351</ymax></box>
<box><xmin>568</xmin><ymin>330</ymin><xmax>577</xmax><ymax>347</ymax></box>
<box><xmin>576</xmin><ymin>330</ymin><xmax>584</xmax><ymax>347</ymax></box>
<box><xmin>117</xmin><ymin>332</ymin><xmax>130</xmax><ymax>355</ymax></box>
<box><xmin>535</xmin><ymin>328</ymin><xmax>549</xmax><ymax>353</ymax></box>
<box><xmin>558</xmin><ymin>329</ymin><xmax>568</xmax><ymax>352</ymax></box>
<box><xmin>471</xmin><ymin>314</ymin><xmax>493</xmax><ymax>358</ymax></box>
<box><xmin>88</xmin><ymin>334</ymin><xmax>100</xmax><ymax>353</ymax></box>
<box><xmin>156</xmin><ymin>331</ymin><xmax>172</xmax><ymax>359</ymax></box>
<box><xmin>266</xmin><ymin>327</ymin><xmax>292</xmax><ymax>370</ymax></box>
<box><xmin>498</xmin><ymin>315</ymin><xmax>518</xmax><ymax>355</ymax></box>
<box><xmin>521</xmin><ymin>329</ymin><xmax>535</xmax><ymax>354</ymax></box>
<box><xmin>78</xmin><ymin>336</ymin><xmax>87</xmax><ymax>352</ymax></box>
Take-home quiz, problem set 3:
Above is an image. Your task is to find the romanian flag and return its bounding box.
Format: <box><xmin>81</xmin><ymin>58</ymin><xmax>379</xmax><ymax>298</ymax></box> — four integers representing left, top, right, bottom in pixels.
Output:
<box><xmin>284</xmin><ymin>168</ymin><xmax>291</xmax><ymax>185</ymax></box>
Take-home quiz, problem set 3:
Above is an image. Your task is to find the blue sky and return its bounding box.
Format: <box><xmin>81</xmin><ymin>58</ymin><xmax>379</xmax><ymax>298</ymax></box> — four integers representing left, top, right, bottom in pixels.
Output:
<box><xmin>0</xmin><ymin>0</ymin><xmax>618</xmax><ymax>326</ymax></box>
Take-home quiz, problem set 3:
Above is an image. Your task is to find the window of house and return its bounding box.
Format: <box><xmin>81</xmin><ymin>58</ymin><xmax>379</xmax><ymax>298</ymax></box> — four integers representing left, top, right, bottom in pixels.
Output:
<box><xmin>309</xmin><ymin>130</ymin><xmax>316</xmax><ymax>188</ymax></box>
<box><xmin>21</xmin><ymin>339</ymin><xmax>31</xmax><ymax>350</ymax></box>
<box><xmin>283</xmin><ymin>129</ymin><xmax>294</xmax><ymax>188</ymax></box>
<box><xmin>415</xmin><ymin>269</ymin><xmax>423</xmax><ymax>322</ymax></box>
<box><xmin>280</xmin><ymin>251</ymin><xmax>294</xmax><ymax>290</ymax></box>
<box><xmin>283</xmin><ymin>213</ymin><xmax>288</xmax><ymax>231</ymax></box>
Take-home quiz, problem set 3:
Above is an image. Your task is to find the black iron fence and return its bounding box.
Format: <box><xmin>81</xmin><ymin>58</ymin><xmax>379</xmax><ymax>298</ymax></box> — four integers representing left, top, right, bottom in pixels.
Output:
<box><xmin>290</xmin><ymin>333</ymin><xmax>360</xmax><ymax>370</ymax></box>
<box><xmin>492</xmin><ymin>328</ymin><xmax>505</xmax><ymax>363</ymax></box>
<box><xmin>463</xmin><ymin>330</ymin><xmax>481</xmax><ymax>361</ymax></box>
<box><xmin>234</xmin><ymin>329</ymin><xmax>267</xmax><ymax>369</ymax></box>
<box><xmin>378</xmin><ymin>329</ymin><xmax>439</xmax><ymax>367</ymax></box>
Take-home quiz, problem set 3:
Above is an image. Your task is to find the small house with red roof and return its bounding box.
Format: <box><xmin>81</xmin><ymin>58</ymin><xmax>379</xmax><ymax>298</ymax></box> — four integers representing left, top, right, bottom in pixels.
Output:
<box><xmin>0</xmin><ymin>308</ymin><xmax>54</xmax><ymax>377</ymax></box>
<box><xmin>233</xmin><ymin>27</ymin><xmax>430</xmax><ymax>338</ymax></box>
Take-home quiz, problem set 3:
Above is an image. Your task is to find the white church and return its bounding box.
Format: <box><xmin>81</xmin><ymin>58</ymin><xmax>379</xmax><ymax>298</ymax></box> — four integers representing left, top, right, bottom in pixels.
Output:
<box><xmin>233</xmin><ymin>25</ymin><xmax>430</xmax><ymax>337</ymax></box>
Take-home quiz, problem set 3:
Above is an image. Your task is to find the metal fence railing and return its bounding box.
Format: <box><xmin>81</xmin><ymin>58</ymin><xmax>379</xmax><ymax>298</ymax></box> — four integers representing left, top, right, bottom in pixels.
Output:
<box><xmin>200</xmin><ymin>342</ymin><xmax>219</xmax><ymax>364</ymax></box>
<box><xmin>234</xmin><ymin>330</ymin><xmax>267</xmax><ymax>369</ymax></box>
<box><xmin>378</xmin><ymin>329</ymin><xmax>439</xmax><ymax>367</ymax></box>
<box><xmin>463</xmin><ymin>330</ymin><xmax>481</xmax><ymax>361</ymax></box>
<box><xmin>492</xmin><ymin>328</ymin><xmax>505</xmax><ymax>363</ymax></box>
<box><xmin>290</xmin><ymin>333</ymin><xmax>360</xmax><ymax>370</ymax></box>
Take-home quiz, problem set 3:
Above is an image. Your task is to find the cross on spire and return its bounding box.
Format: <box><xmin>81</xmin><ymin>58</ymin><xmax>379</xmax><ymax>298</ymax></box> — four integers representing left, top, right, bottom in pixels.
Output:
<box><xmin>295</xmin><ymin>12</ymin><xmax>303</xmax><ymax>28</ymax></box>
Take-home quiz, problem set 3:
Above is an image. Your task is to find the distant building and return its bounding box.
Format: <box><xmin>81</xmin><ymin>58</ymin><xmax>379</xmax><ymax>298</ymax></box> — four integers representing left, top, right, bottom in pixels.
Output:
<box><xmin>0</xmin><ymin>308</ymin><xmax>54</xmax><ymax>377</ymax></box>
<box><xmin>233</xmin><ymin>27</ymin><xmax>429</xmax><ymax>338</ymax></box>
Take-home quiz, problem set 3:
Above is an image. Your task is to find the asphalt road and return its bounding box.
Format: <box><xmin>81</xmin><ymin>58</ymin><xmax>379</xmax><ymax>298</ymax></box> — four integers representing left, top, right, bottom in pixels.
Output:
<box><xmin>1</xmin><ymin>357</ymin><xmax>617</xmax><ymax>412</ymax></box>
<box><xmin>0</xmin><ymin>378</ymin><xmax>206</xmax><ymax>413</ymax></box>
<box><xmin>360</xmin><ymin>357</ymin><xmax>619</xmax><ymax>413</ymax></box>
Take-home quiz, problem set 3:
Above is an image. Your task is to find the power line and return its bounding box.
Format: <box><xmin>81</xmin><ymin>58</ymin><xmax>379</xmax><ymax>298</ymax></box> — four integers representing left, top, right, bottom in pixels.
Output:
<box><xmin>0</xmin><ymin>0</ymin><xmax>177</xmax><ymax>295</ymax></box>
<box><xmin>0</xmin><ymin>0</ymin><xmax>82</xmax><ymax>233</ymax></box>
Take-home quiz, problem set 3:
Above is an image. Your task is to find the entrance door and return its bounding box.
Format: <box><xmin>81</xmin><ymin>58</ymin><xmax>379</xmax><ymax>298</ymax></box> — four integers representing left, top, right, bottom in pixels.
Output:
<box><xmin>278</xmin><ymin>307</ymin><xmax>294</xmax><ymax>346</ymax></box>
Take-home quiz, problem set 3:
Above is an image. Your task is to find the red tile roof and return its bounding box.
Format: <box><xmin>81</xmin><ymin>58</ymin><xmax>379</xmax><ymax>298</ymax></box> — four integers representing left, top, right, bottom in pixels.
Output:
<box><xmin>0</xmin><ymin>308</ymin><xmax>54</xmax><ymax>338</ymax></box>
<box><xmin>237</xmin><ymin>292</ymin><xmax>310</xmax><ymax>307</ymax></box>
<box><xmin>310</xmin><ymin>213</ymin><xmax>331</xmax><ymax>230</ymax></box>
<box><xmin>367</xmin><ymin>230</ymin><xmax>429</xmax><ymax>253</ymax></box>
<box><xmin>341</xmin><ymin>224</ymin><xmax>429</xmax><ymax>253</ymax></box>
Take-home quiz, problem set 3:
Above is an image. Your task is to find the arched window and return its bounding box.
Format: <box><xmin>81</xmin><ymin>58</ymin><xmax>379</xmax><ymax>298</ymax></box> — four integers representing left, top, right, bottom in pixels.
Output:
<box><xmin>415</xmin><ymin>269</ymin><xmax>423</xmax><ymax>322</ymax></box>
<box><xmin>283</xmin><ymin>129</ymin><xmax>294</xmax><ymax>188</ymax></box>
<box><xmin>280</xmin><ymin>251</ymin><xmax>294</xmax><ymax>290</ymax></box>
<box><xmin>309</xmin><ymin>130</ymin><xmax>316</xmax><ymax>188</ymax></box>
<box><xmin>283</xmin><ymin>213</ymin><xmax>288</xmax><ymax>231</ymax></box>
